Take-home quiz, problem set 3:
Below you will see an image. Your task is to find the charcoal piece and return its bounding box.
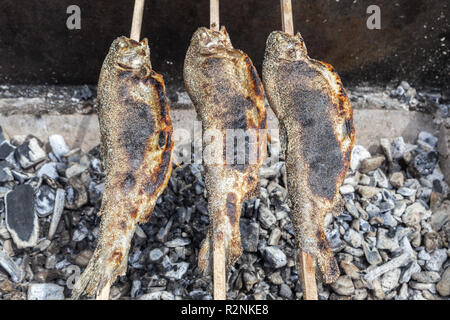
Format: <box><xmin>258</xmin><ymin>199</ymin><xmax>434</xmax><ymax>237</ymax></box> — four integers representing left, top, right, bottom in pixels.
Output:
<box><xmin>13</xmin><ymin>138</ymin><xmax>46</xmax><ymax>169</ymax></box>
<box><xmin>0</xmin><ymin>165</ymin><xmax>14</xmax><ymax>183</ymax></box>
<box><xmin>413</xmin><ymin>151</ymin><xmax>438</xmax><ymax>176</ymax></box>
<box><xmin>0</xmin><ymin>141</ymin><xmax>15</xmax><ymax>160</ymax></box>
<box><xmin>240</xmin><ymin>219</ymin><xmax>260</xmax><ymax>253</ymax></box>
<box><xmin>35</xmin><ymin>185</ymin><xmax>56</xmax><ymax>217</ymax></box>
<box><xmin>0</xmin><ymin>250</ymin><xmax>24</xmax><ymax>283</ymax></box>
<box><xmin>5</xmin><ymin>184</ymin><xmax>39</xmax><ymax>248</ymax></box>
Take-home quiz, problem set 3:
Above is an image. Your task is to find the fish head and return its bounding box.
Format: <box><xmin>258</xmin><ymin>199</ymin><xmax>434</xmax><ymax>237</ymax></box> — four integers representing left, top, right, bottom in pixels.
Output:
<box><xmin>110</xmin><ymin>36</ymin><xmax>151</xmax><ymax>70</ymax></box>
<box><xmin>190</xmin><ymin>26</ymin><xmax>234</xmax><ymax>55</ymax></box>
<box><xmin>265</xmin><ymin>31</ymin><xmax>308</xmax><ymax>62</ymax></box>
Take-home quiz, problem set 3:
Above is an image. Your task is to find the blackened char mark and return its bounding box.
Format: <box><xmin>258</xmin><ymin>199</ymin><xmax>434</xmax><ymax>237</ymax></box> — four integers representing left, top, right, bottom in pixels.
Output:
<box><xmin>225</xmin><ymin>94</ymin><xmax>252</xmax><ymax>130</ymax></box>
<box><xmin>338</xmin><ymin>98</ymin><xmax>344</xmax><ymax>114</ymax></box>
<box><xmin>201</xmin><ymin>56</ymin><xmax>258</xmax><ymax>173</ymax></box>
<box><xmin>345</xmin><ymin>118</ymin><xmax>353</xmax><ymax>139</ymax></box>
<box><xmin>146</xmin><ymin>73</ymin><xmax>168</xmax><ymax>118</ymax></box>
<box><xmin>202</xmin><ymin>59</ymin><xmax>250</xmax><ymax>125</ymax></box>
<box><xmin>340</xmin><ymin>85</ymin><xmax>347</xmax><ymax>97</ymax></box>
<box><xmin>345</xmin><ymin>146</ymin><xmax>352</xmax><ymax>163</ymax></box>
<box><xmin>118</xmin><ymin>82</ymin><xmax>155</xmax><ymax>170</ymax></box>
<box><xmin>203</xmin><ymin>60</ymin><xmax>236</xmax><ymax>107</ymax></box>
<box><xmin>244</xmin><ymin>56</ymin><xmax>263</xmax><ymax>98</ymax></box>
<box><xmin>166</xmin><ymin>132</ymin><xmax>172</xmax><ymax>147</ymax></box>
<box><xmin>122</xmin><ymin>172</ymin><xmax>136</xmax><ymax>192</ymax></box>
<box><xmin>282</xmin><ymin>62</ymin><xmax>343</xmax><ymax>201</ymax></box>
<box><xmin>201</xmin><ymin>57</ymin><xmax>223</xmax><ymax>79</ymax></box>
<box><xmin>158</xmin><ymin>131</ymin><xmax>166</xmax><ymax>148</ymax></box>
<box><xmin>144</xmin><ymin>148</ymin><xmax>171</xmax><ymax>196</ymax></box>
<box><xmin>226</xmin><ymin>193</ymin><xmax>237</xmax><ymax>225</ymax></box>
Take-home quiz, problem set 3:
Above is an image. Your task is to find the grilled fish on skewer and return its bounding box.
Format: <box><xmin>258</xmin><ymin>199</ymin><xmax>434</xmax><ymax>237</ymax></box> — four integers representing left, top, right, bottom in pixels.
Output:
<box><xmin>184</xmin><ymin>27</ymin><xmax>267</xmax><ymax>275</ymax></box>
<box><xmin>72</xmin><ymin>37</ymin><xmax>174</xmax><ymax>298</ymax></box>
<box><xmin>262</xmin><ymin>31</ymin><xmax>355</xmax><ymax>283</ymax></box>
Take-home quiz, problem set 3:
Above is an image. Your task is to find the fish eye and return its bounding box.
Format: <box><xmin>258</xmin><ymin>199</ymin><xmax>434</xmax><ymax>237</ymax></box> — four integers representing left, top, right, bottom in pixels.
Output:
<box><xmin>118</xmin><ymin>40</ymin><xmax>127</xmax><ymax>48</ymax></box>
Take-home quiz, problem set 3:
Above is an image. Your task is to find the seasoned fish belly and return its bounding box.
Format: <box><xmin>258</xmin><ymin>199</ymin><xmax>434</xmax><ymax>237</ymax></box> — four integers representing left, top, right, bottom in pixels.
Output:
<box><xmin>262</xmin><ymin>31</ymin><xmax>355</xmax><ymax>283</ymax></box>
<box><xmin>72</xmin><ymin>37</ymin><xmax>173</xmax><ymax>298</ymax></box>
<box><xmin>184</xmin><ymin>27</ymin><xmax>267</xmax><ymax>274</ymax></box>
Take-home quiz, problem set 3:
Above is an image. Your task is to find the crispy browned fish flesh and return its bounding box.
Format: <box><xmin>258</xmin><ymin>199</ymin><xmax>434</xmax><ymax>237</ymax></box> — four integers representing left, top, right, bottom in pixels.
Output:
<box><xmin>184</xmin><ymin>27</ymin><xmax>267</xmax><ymax>274</ymax></box>
<box><xmin>72</xmin><ymin>37</ymin><xmax>174</xmax><ymax>298</ymax></box>
<box><xmin>262</xmin><ymin>31</ymin><xmax>355</xmax><ymax>283</ymax></box>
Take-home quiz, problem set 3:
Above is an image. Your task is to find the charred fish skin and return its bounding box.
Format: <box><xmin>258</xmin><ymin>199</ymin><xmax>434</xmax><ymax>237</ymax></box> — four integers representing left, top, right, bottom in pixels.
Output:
<box><xmin>262</xmin><ymin>31</ymin><xmax>355</xmax><ymax>283</ymax></box>
<box><xmin>72</xmin><ymin>36</ymin><xmax>173</xmax><ymax>299</ymax></box>
<box><xmin>184</xmin><ymin>27</ymin><xmax>267</xmax><ymax>274</ymax></box>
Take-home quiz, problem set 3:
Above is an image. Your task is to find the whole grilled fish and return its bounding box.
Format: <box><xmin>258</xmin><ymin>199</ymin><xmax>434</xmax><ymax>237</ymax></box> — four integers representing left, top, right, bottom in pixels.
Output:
<box><xmin>184</xmin><ymin>27</ymin><xmax>267</xmax><ymax>275</ymax></box>
<box><xmin>262</xmin><ymin>31</ymin><xmax>355</xmax><ymax>283</ymax></box>
<box><xmin>72</xmin><ymin>36</ymin><xmax>173</xmax><ymax>298</ymax></box>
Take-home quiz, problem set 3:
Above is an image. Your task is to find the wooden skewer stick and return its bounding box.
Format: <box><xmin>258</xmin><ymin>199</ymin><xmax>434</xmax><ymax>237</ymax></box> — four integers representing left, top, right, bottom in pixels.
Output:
<box><xmin>213</xmin><ymin>230</ymin><xmax>226</xmax><ymax>300</ymax></box>
<box><xmin>96</xmin><ymin>281</ymin><xmax>111</xmax><ymax>300</ymax></box>
<box><xmin>280</xmin><ymin>0</ymin><xmax>318</xmax><ymax>301</ymax></box>
<box><xmin>280</xmin><ymin>0</ymin><xmax>294</xmax><ymax>36</ymax></box>
<box><xmin>210</xmin><ymin>0</ymin><xmax>220</xmax><ymax>31</ymax></box>
<box><xmin>130</xmin><ymin>0</ymin><xmax>146</xmax><ymax>41</ymax></box>
<box><xmin>298</xmin><ymin>251</ymin><xmax>318</xmax><ymax>300</ymax></box>
<box><xmin>210</xmin><ymin>0</ymin><xmax>226</xmax><ymax>300</ymax></box>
